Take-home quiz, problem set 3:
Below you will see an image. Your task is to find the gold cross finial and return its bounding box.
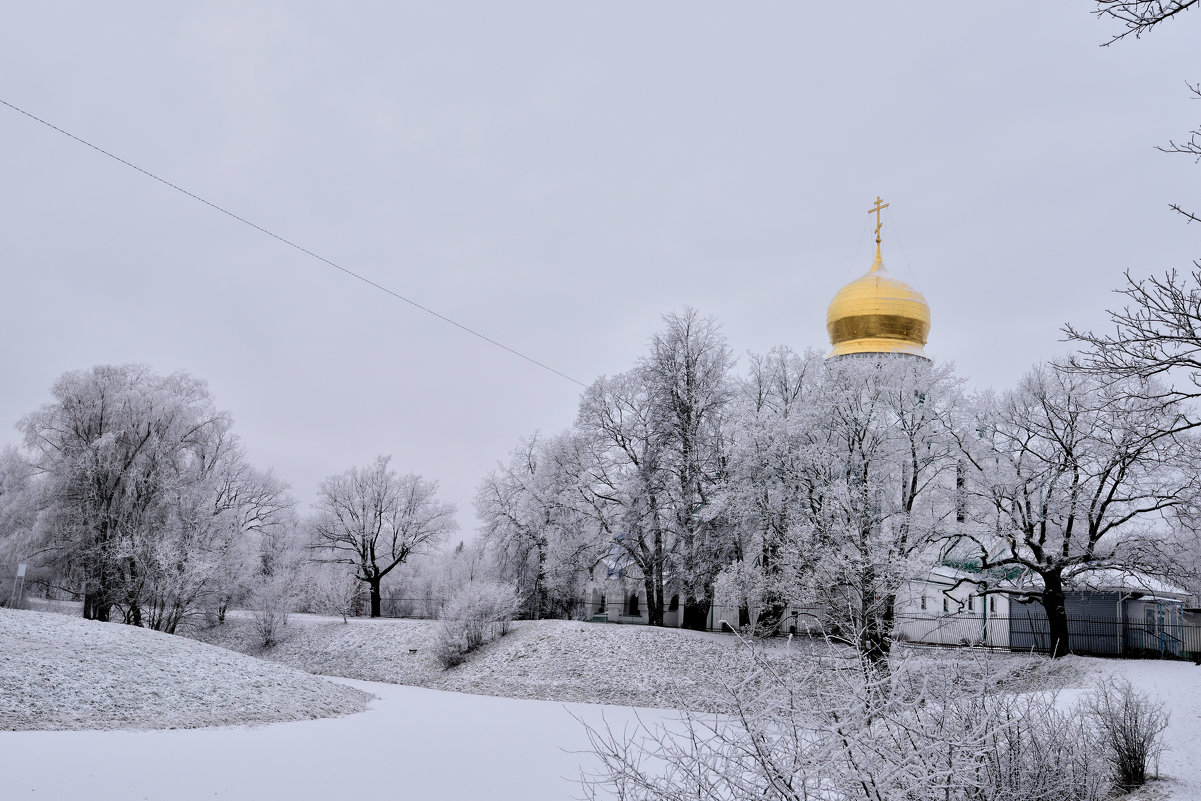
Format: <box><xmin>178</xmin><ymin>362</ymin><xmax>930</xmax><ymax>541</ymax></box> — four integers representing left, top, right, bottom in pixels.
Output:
<box><xmin>868</xmin><ymin>196</ymin><xmax>889</xmax><ymax>244</ymax></box>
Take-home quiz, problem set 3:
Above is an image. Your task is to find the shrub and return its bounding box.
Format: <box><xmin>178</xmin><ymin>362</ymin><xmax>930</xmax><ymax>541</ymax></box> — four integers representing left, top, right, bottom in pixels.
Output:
<box><xmin>434</xmin><ymin>581</ymin><xmax>519</xmax><ymax>668</ymax></box>
<box><xmin>582</xmin><ymin>647</ymin><xmax>1113</xmax><ymax>801</ymax></box>
<box><xmin>310</xmin><ymin>567</ymin><xmax>362</xmax><ymax>623</ymax></box>
<box><xmin>1082</xmin><ymin>676</ymin><xmax>1169</xmax><ymax>792</ymax></box>
<box><xmin>250</xmin><ymin>574</ymin><xmax>297</xmax><ymax>648</ymax></box>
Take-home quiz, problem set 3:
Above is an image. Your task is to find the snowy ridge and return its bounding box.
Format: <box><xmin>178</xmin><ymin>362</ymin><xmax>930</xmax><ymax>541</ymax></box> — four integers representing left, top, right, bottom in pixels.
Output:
<box><xmin>187</xmin><ymin>614</ymin><xmax>1062</xmax><ymax>710</ymax></box>
<box><xmin>1</xmin><ymin>609</ymin><xmax>372</xmax><ymax>730</ymax></box>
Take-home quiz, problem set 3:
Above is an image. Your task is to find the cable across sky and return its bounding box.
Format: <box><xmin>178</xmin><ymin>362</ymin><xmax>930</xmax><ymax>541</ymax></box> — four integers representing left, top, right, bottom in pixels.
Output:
<box><xmin>0</xmin><ymin>97</ymin><xmax>588</xmax><ymax>389</ymax></box>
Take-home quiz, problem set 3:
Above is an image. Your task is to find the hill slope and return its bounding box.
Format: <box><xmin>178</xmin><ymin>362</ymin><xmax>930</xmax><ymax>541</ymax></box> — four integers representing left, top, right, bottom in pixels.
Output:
<box><xmin>187</xmin><ymin>614</ymin><xmax>1061</xmax><ymax>709</ymax></box>
<box><xmin>1</xmin><ymin>609</ymin><xmax>371</xmax><ymax>730</ymax></box>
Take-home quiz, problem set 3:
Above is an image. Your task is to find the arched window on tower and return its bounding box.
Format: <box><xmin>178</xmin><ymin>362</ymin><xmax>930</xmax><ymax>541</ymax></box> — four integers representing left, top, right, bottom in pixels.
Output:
<box><xmin>668</xmin><ymin>594</ymin><xmax>679</xmax><ymax>612</ymax></box>
<box><xmin>627</xmin><ymin>592</ymin><xmax>640</xmax><ymax>617</ymax></box>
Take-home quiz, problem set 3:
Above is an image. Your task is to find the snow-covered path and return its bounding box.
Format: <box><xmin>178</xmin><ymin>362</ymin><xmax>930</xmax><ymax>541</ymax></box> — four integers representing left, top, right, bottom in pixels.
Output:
<box><xmin>0</xmin><ymin>678</ymin><xmax>666</xmax><ymax>800</ymax></box>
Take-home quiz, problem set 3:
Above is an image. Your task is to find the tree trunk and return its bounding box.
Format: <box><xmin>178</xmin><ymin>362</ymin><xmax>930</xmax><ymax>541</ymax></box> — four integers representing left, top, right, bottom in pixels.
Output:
<box><xmin>639</xmin><ymin>572</ymin><xmax>663</xmax><ymax>626</ymax></box>
<box><xmin>683</xmin><ymin>596</ymin><xmax>710</xmax><ymax>631</ymax></box>
<box><xmin>653</xmin><ymin>570</ymin><xmax>665</xmax><ymax>627</ymax></box>
<box><xmin>857</xmin><ymin>565</ymin><xmax>892</xmax><ymax>665</ymax></box>
<box><xmin>1043</xmin><ymin>572</ymin><xmax>1071</xmax><ymax>659</ymax></box>
<box><xmin>84</xmin><ymin>590</ymin><xmax>111</xmax><ymax>622</ymax></box>
<box><xmin>369</xmin><ymin>577</ymin><xmax>382</xmax><ymax>618</ymax></box>
<box><xmin>534</xmin><ymin>544</ymin><xmax>547</xmax><ymax>620</ymax></box>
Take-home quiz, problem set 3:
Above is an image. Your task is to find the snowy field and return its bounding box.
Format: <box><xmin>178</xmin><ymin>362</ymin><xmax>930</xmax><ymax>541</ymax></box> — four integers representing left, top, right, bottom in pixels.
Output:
<box><xmin>0</xmin><ymin>676</ymin><xmax>669</xmax><ymax>801</ymax></box>
<box><xmin>5</xmin><ymin>607</ymin><xmax>1201</xmax><ymax>799</ymax></box>
<box><xmin>0</xmin><ymin>609</ymin><xmax>370</xmax><ymax>730</ymax></box>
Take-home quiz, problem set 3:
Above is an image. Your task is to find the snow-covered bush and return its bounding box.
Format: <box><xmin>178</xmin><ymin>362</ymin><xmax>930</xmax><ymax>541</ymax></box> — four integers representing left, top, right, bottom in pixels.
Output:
<box><xmin>309</xmin><ymin>565</ymin><xmax>363</xmax><ymax>623</ymax></box>
<box><xmin>434</xmin><ymin>581</ymin><xmax>519</xmax><ymax>668</ymax></box>
<box><xmin>250</xmin><ymin>572</ymin><xmax>298</xmax><ymax>647</ymax></box>
<box><xmin>1083</xmin><ymin>676</ymin><xmax>1169</xmax><ymax>792</ymax></box>
<box><xmin>582</xmin><ymin>644</ymin><xmax>1111</xmax><ymax>801</ymax></box>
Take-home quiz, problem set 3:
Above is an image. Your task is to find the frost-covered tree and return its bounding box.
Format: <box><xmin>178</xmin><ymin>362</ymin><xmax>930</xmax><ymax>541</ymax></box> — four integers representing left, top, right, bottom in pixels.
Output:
<box><xmin>957</xmin><ymin>365</ymin><xmax>1196</xmax><ymax>657</ymax></box>
<box><xmin>17</xmin><ymin>365</ymin><xmax>239</xmax><ymax>625</ymax></box>
<box><xmin>0</xmin><ymin>446</ymin><xmax>36</xmax><ymax>578</ymax></box>
<box><xmin>721</xmin><ymin>347</ymin><xmax>826</xmax><ymax>630</ymax></box>
<box><xmin>645</xmin><ymin>308</ymin><xmax>735</xmax><ymax>624</ymax></box>
<box><xmin>206</xmin><ymin>458</ymin><xmax>295</xmax><ymax>623</ymax></box>
<box><xmin>572</xmin><ymin>309</ymin><xmax>734</xmax><ymax>628</ymax></box>
<box><xmin>311</xmin><ymin>456</ymin><xmax>456</xmax><ymax>617</ymax></box>
<box><xmin>576</xmin><ymin>369</ymin><xmax>673</xmax><ymax>625</ymax></box>
<box><xmin>798</xmin><ymin>357</ymin><xmax>962</xmax><ymax>662</ymax></box>
<box><xmin>475</xmin><ymin>432</ymin><xmax>599</xmax><ymax>618</ymax></box>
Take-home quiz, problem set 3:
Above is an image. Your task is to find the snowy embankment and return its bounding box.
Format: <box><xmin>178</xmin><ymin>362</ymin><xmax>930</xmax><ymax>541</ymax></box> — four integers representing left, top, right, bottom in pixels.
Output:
<box><xmin>186</xmin><ymin>614</ymin><xmax>1060</xmax><ymax>709</ymax></box>
<box><xmin>0</xmin><ymin>609</ymin><xmax>371</xmax><ymax>730</ymax></box>
<box><xmin>189</xmin><ymin>615</ymin><xmax>828</xmax><ymax>708</ymax></box>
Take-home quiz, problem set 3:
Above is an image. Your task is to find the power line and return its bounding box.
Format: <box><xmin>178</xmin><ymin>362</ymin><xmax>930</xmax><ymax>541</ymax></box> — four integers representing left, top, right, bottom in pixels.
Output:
<box><xmin>0</xmin><ymin>97</ymin><xmax>588</xmax><ymax>389</ymax></box>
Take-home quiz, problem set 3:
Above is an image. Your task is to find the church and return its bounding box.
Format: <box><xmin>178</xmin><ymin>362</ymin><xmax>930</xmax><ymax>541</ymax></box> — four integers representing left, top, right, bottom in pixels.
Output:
<box><xmin>585</xmin><ymin>197</ymin><xmax>953</xmax><ymax>631</ymax></box>
<box><xmin>584</xmin><ymin>199</ymin><xmax>1193</xmax><ymax>658</ymax></box>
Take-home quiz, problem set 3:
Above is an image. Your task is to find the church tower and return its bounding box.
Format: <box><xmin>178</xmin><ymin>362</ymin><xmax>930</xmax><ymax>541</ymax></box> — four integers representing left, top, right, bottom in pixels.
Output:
<box><xmin>826</xmin><ymin>197</ymin><xmax>931</xmax><ymax>359</ymax></box>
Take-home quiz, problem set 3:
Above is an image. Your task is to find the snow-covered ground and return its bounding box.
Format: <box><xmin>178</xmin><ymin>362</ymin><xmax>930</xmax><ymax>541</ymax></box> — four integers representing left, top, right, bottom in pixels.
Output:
<box><xmin>6</xmin><ymin>607</ymin><xmax>1200</xmax><ymax>799</ymax></box>
<box><xmin>0</xmin><ymin>676</ymin><xmax>669</xmax><ymax>801</ymax></box>
<box><xmin>186</xmin><ymin>614</ymin><xmax>1062</xmax><ymax>709</ymax></box>
<box><xmin>0</xmin><ymin>609</ymin><xmax>370</xmax><ymax>730</ymax></box>
<box><xmin>3</xmin><ymin>651</ymin><xmax>1197</xmax><ymax>801</ymax></box>
<box><xmin>1066</xmin><ymin>657</ymin><xmax>1201</xmax><ymax>801</ymax></box>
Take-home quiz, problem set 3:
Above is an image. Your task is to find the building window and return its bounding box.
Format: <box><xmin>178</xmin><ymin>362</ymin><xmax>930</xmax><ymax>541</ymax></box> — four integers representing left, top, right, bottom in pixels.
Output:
<box><xmin>920</xmin><ymin>595</ymin><xmax>927</xmax><ymax>611</ymax></box>
<box><xmin>627</xmin><ymin>593</ymin><xmax>640</xmax><ymax>617</ymax></box>
<box><xmin>942</xmin><ymin>596</ymin><xmax>949</xmax><ymax>613</ymax></box>
<box><xmin>668</xmin><ymin>594</ymin><xmax>679</xmax><ymax>612</ymax></box>
<box><xmin>967</xmin><ymin>595</ymin><xmax>974</xmax><ymax>612</ymax></box>
<box><xmin>989</xmin><ymin>596</ymin><xmax>996</xmax><ymax>613</ymax></box>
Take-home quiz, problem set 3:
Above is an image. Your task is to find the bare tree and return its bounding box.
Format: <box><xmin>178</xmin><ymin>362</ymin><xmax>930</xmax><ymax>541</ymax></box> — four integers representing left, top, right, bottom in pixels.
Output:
<box><xmin>957</xmin><ymin>365</ymin><xmax>1195</xmax><ymax>657</ymax></box>
<box><xmin>1070</xmin><ymin>5</ymin><xmax>1201</xmax><ymax>374</ymax></box>
<box><xmin>1156</xmin><ymin>79</ymin><xmax>1201</xmax><ymax>226</ymax></box>
<box><xmin>311</xmin><ymin>456</ymin><xmax>456</xmax><ymax>618</ymax></box>
<box><xmin>1065</xmin><ymin>266</ymin><xmax>1201</xmax><ymax>413</ymax></box>
<box><xmin>1095</xmin><ymin>1</ymin><xmax>1199</xmax><ymax>45</ymax></box>
<box><xmin>1067</xmin><ymin>2</ymin><xmax>1201</xmax><ymax>395</ymax></box>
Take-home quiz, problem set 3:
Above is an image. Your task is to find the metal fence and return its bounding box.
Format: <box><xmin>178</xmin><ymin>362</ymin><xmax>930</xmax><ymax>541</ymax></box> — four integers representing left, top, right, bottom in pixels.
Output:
<box><xmin>353</xmin><ymin>597</ymin><xmax>1201</xmax><ymax>662</ymax></box>
<box><xmin>893</xmin><ymin>613</ymin><xmax>1201</xmax><ymax>661</ymax></box>
<box><xmin>377</xmin><ymin>597</ymin><xmax>445</xmax><ymax>619</ymax></box>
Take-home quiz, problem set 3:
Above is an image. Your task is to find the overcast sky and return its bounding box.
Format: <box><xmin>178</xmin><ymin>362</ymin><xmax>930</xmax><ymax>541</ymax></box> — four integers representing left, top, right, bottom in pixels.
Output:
<box><xmin>1</xmin><ymin>3</ymin><xmax>1197</xmax><ymax>532</ymax></box>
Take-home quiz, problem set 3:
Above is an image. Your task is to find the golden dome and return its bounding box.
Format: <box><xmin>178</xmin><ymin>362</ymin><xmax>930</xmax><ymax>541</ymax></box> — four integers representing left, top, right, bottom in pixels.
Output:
<box><xmin>826</xmin><ymin>242</ymin><xmax>930</xmax><ymax>359</ymax></box>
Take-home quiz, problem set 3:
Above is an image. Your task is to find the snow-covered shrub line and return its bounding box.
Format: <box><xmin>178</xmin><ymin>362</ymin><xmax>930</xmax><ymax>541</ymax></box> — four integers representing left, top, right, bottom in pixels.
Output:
<box><xmin>580</xmin><ymin>645</ymin><xmax>1144</xmax><ymax>801</ymax></box>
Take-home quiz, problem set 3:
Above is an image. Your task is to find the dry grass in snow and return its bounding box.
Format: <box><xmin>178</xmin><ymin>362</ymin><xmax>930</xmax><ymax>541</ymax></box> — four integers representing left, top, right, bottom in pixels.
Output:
<box><xmin>1</xmin><ymin>609</ymin><xmax>371</xmax><ymax>731</ymax></box>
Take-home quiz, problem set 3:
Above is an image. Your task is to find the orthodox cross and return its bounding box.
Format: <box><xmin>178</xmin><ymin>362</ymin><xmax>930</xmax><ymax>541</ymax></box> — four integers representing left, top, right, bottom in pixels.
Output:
<box><xmin>868</xmin><ymin>196</ymin><xmax>889</xmax><ymax>242</ymax></box>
